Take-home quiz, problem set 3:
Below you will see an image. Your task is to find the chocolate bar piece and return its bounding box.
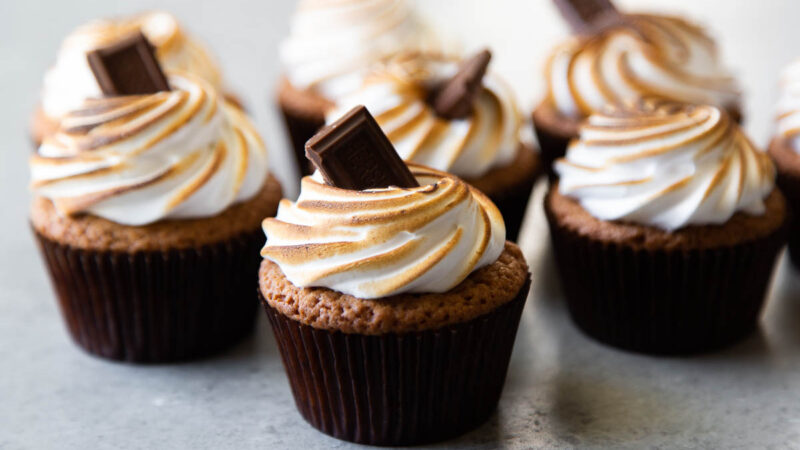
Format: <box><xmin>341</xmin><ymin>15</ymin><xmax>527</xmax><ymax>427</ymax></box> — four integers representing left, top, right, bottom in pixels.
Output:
<box><xmin>430</xmin><ymin>49</ymin><xmax>492</xmax><ymax>120</ymax></box>
<box><xmin>553</xmin><ymin>0</ymin><xmax>621</xmax><ymax>34</ymax></box>
<box><xmin>87</xmin><ymin>31</ymin><xmax>170</xmax><ymax>96</ymax></box>
<box><xmin>305</xmin><ymin>106</ymin><xmax>419</xmax><ymax>191</ymax></box>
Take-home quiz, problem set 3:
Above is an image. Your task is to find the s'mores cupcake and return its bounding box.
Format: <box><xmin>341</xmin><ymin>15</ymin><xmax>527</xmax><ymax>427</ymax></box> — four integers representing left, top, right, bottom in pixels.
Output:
<box><xmin>259</xmin><ymin>106</ymin><xmax>530</xmax><ymax>445</ymax></box>
<box><xmin>546</xmin><ymin>99</ymin><xmax>785</xmax><ymax>354</ymax></box>
<box><xmin>31</xmin><ymin>36</ymin><xmax>282</xmax><ymax>362</ymax></box>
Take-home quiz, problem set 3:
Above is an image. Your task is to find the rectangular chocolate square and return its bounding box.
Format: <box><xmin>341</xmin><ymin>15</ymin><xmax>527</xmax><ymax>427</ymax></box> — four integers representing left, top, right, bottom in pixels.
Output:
<box><xmin>305</xmin><ymin>106</ymin><xmax>419</xmax><ymax>191</ymax></box>
<box><xmin>430</xmin><ymin>49</ymin><xmax>491</xmax><ymax>120</ymax></box>
<box><xmin>87</xmin><ymin>31</ymin><xmax>170</xmax><ymax>96</ymax></box>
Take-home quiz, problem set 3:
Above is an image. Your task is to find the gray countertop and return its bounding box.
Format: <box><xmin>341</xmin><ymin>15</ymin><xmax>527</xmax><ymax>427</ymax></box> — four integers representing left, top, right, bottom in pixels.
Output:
<box><xmin>4</xmin><ymin>183</ymin><xmax>800</xmax><ymax>449</ymax></box>
<box><xmin>4</xmin><ymin>1</ymin><xmax>800</xmax><ymax>449</ymax></box>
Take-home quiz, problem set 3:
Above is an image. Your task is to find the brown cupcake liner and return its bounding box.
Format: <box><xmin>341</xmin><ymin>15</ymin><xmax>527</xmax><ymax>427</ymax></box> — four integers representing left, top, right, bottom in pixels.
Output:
<box><xmin>532</xmin><ymin>121</ymin><xmax>571</xmax><ymax>180</ymax></box>
<box><xmin>545</xmin><ymin>202</ymin><xmax>786</xmax><ymax>355</ymax></box>
<box><xmin>34</xmin><ymin>228</ymin><xmax>265</xmax><ymax>363</ymax></box>
<box><xmin>278</xmin><ymin>103</ymin><xmax>325</xmax><ymax>178</ymax></box>
<box><xmin>489</xmin><ymin>178</ymin><xmax>536</xmax><ymax>242</ymax></box>
<box><xmin>773</xmin><ymin>164</ymin><xmax>800</xmax><ymax>267</ymax></box>
<box><xmin>261</xmin><ymin>277</ymin><xmax>530</xmax><ymax>446</ymax></box>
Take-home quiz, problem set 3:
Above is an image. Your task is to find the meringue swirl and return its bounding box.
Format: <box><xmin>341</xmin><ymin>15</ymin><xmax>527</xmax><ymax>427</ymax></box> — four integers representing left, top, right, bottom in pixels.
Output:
<box><xmin>555</xmin><ymin>100</ymin><xmax>774</xmax><ymax>231</ymax></box>
<box><xmin>31</xmin><ymin>73</ymin><xmax>268</xmax><ymax>226</ymax></box>
<box><xmin>280</xmin><ymin>0</ymin><xmax>433</xmax><ymax>100</ymax></box>
<box><xmin>261</xmin><ymin>165</ymin><xmax>505</xmax><ymax>299</ymax></box>
<box><xmin>546</xmin><ymin>14</ymin><xmax>740</xmax><ymax>119</ymax></box>
<box><xmin>327</xmin><ymin>53</ymin><xmax>522</xmax><ymax>179</ymax></box>
<box><xmin>776</xmin><ymin>59</ymin><xmax>800</xmax><ymax>152</ymax></box>
<box><xmin>41</xmin><ymin>11</ymin><xmax>222</xmax><ymax>119</ymax></box>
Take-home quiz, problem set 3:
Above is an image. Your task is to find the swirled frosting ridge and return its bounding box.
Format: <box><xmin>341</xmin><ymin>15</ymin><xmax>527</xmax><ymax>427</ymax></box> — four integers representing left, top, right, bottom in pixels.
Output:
<box><xmin>261</xmin><ymin>165</ymin><xmax>505</xmax><ymax>298</ymax></box>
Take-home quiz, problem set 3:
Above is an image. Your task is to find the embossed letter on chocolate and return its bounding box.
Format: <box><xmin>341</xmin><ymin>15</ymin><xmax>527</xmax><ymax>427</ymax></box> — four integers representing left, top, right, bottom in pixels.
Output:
<box><xmin>553</xmin><ymin>0</ymin><xmax>622</xmax><ymax>34</ymax></box>
<box><xmin>305</xmin><ymin>105</ymin><xmax>419</xmax><ymax>191</ymax></box>
<box><xmin>430</xmin><ymin>49</ymin><xmax>492</xmax><ymax>120</ymax></box>
<box><xmin>87</xmin><ymin>31</ymin><xmax>170</xmax><ymax>96</ymax></box>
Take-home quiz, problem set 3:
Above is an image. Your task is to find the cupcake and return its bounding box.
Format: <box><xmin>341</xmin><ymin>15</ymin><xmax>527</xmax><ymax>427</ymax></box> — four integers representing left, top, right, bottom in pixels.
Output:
<box><xmin>534</xmin><ymin>13</ymin><xmax>741</xmax><ymax>176</ymax></box>
<box><xmin>327</xmin><ymin>51</ymin><xmax>540</xmax><ymax>241</ymax></box>
<box><xmin>31</xmin><ymin>72</ymin><xmax>282</xmax><ymax>362</ymax></box>
<box><xmin>546</xmin><ymin>99</ymin><xmax>786</xmax><ymax>354</ymax></box>
<box><xmin>31</xmin><ymin>11</ymin><xmax>232</xmax><ymax>146</ymax></box>
<box><xmin>259</xmin><ymin>106</ymin><xmax>530</xmax><ymax>445</ymax></box>
<box><xmin>277</xmin><ymin>0</ymin><xmax>433</xmax><ymax>177</ymax></box>
<box><xmin>770</xmin><ymin>59</ymin><xmax>800</xmax><ymax>267</ymax></box>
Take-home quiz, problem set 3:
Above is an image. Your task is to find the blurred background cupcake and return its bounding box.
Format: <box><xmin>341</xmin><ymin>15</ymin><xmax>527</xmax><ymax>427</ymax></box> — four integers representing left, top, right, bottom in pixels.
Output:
<box><xmin>770</xmin><ymin>59</ymin><xmax>800</xmax><ymax>268</ymax></box>
<box><xmin>260</xmin><ymin>161</ymin><xmax>530</xmax><ymax>445</ymax></box>
<box><xmin>327</xmin><ymin>50</ymin><xmax>540</xmax><ymax>241</ymax></box>
<box><xmin>534</xmin><ymin>11</ymin><xmax>741</xmax><ymax>177</ymax></box>
<box><xmin>31</xmin><ymin>71</ymin><xmax>282</xmax><ymax>362</ymax></box>
<box><xmin>30</xmin><ymin>11</ymin><xmax>234</xmax><ymax>146</ymax></box>
<box><xmin>546</xmin><ymin>99</ymin><xmax>785</xmax><ymax>354</ymax></box>
<box><xmin>276</xmin><ymin>0</ymin><xmax>441</xmax><ymax>178</ymax></box>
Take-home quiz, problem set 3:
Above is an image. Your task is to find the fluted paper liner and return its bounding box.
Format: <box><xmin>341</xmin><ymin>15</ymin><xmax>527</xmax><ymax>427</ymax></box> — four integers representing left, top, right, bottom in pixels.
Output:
<box><xmin>774</xmin><ymin>165</ymin><xmax>800</xmax><ymax>267</ymax></box>
<box><xmin>34</xmin><ymin>229</ymin><xmax>264</xmax><ymax>362</ymax></box>
<box><xmin>278</xmin><ymin>103</ymin><xmax>324</xmax><ymax>178</ymax></box>
<box><xmin>532</xmin><ymin>117</ymin><xmax>570</xmax><ymax>180</ymax></box>
<box><xmin>261</xmin><ymin>277</ymin><xmax>530</xmax><ymax>446</ymax></box>
<box><xmin>489</xmin><ymin>178</ymin><xmax>536</xmax><ymax>243</ymax></box>
<box><xmin>545</xmin><ymin>202</ymin><xmax>786</xmax><ymax>355</ymax></box>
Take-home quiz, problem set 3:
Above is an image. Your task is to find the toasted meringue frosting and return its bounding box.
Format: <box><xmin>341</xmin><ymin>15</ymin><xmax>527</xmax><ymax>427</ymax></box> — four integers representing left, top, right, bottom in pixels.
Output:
<box><xmin>280</xmin><ymin>0</ymin><xmax>434</xmax><ymax>100</ymax></box>
<box><xmin>327</xmin><ymin>53</ymin><xmax>522</xmax><ymax>179</ymax></box>
<box><xmin>261</xmin><ymin>165</ymin><xmax>505</xmax><ymax>299</ymax></box>
<box><xmin>556</xmin><ymin>100</ymin><xmax>774</xmax><ymax>231</ymax></box>
<box><xmin>776</xmin><ymin>59</ymin><xmax>800</xmax><ymax>152</ymax></box>
<box><xmin>546</xmin><ymin>14</ymin><xmax>740</xmax><ymax>119</ymax></box>
<box><xmin>41</xmin><ymin>11</ymin><xmax>222</xmax><ymax>119</ymax></box>
<box><xmin>31</xmin><ymin>73</ymin><xmax>268</xmax><ymax>226</ymax></box>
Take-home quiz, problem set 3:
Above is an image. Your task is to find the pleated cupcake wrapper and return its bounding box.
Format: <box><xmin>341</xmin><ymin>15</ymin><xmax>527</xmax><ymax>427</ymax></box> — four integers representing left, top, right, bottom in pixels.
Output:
<box><xmin>545</xmin><ymin>202</ymin><xmax>787</xmax><ymax>355</ymax></box>
<box><xmin>489</xmin><ymin>177</ymin><xmax>536</xmax><ymax>243</ymax></box>
<box><xmin>34</xmin><ymin>229</ymin><xmax>264</xmax><ymax>363</ymax></box>
<box><xmin>774</xmin><ymin>168</ymin><xmax>800</xmax><ymax>267</ymax></box>
<box><xmin>278</xmin><ymin>103</ymin><xmax>324</xmax><ymax>178</ymax></box>
<box><xmin>532</xmin><ymin>120</ymin><xmax>571</xmax><ymax>180</ymax></box>
<box><xmin>261</xmin><ymin>277</ymin><xmax>530</xmax><ymax>446</ymax></box>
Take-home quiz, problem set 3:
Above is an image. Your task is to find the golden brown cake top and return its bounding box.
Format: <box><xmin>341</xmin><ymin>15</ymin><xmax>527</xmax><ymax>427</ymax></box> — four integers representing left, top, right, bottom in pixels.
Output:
<box><xmin>259</xmin><ymin>242</ymin><xmax>529</xmax><ymax>334</ymax></box>
<box><xmin>31</xmin><ymin>174</ymin><xmax>281</xmax><ymax>252</ymax></box>
<box><xmin>547</xmin><ymin>185</ymin><xmax>786</xmax><ymax>251</ymax></box>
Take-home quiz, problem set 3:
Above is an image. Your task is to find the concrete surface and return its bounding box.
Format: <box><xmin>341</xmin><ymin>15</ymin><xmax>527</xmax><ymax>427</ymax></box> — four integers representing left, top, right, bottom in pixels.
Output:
<box><xmin>3</xmin><ymin>1</ymin><xmax>800</xmax><ymax>448</ymax></box>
